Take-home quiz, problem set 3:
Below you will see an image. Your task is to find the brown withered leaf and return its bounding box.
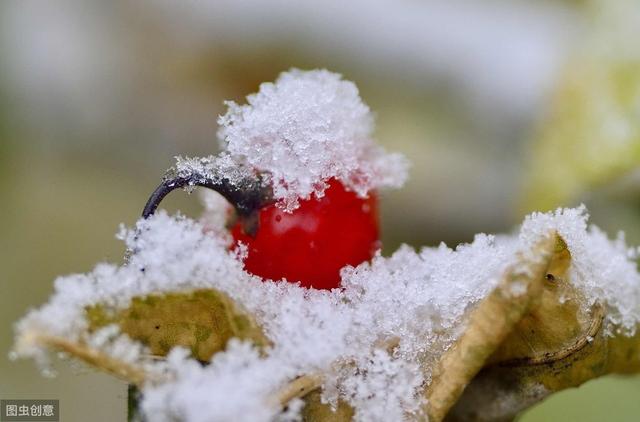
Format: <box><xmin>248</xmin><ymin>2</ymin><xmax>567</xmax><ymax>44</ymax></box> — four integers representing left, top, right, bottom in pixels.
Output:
<box><xmin>445</xmin><ymin>236</ymin><xmax>640</xmax><ymax>421</ymax></box>
<box><xmin>85</xmin><ymin>289</ymin><xmax>269</xmax><ymax>362</ymax></box>
<box><xmin>486</xmin><ymin>235</ymin><xmax>593</xmax><ymax>366</ymax></box>
<box><xmin>422</xmin><ymin>234</ymin><xmax>556</xmax><ymax>421</ymax></box>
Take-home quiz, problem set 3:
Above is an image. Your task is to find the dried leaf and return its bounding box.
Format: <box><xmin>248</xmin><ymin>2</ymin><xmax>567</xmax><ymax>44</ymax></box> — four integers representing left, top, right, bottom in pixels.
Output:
<box><xmin>446</xmin><ymin>237</ymin><xmax>640</xmax><ymax>421</ymax></box>
<box><xmin>86</xmin><ymin>289</ymin><xmax>269</xmax><ymax>361</ymax></box>
<box><xmin>423</xmin><ymin>234</ymin><xmax>556</xmax><ymax>421</ymax></box>
<box><xmin>486</xmin><ymin>235</ymin><xmax>594</xmax><ymax>365</ymax></box>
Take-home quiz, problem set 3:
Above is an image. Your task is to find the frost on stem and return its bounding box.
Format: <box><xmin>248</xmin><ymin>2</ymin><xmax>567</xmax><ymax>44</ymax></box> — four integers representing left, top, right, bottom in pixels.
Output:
<box><xmin>11</xmin><ymin>206</ymin><xmax>640</xmax><ymax>421</ymax></box>
<box><xmin>142</xmin><ymin>154</ymin><xmax>272</xmax><ymax>236</ymax></box>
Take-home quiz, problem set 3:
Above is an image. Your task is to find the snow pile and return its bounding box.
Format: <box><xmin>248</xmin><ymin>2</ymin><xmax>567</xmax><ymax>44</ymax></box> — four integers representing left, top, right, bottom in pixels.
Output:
<box><xmin>196</xmin><ymin>69</ymin><xmax>408</xmax><ymax>211</ymax></box>
<box><xmin>12</xmin><ymin>206</ymin><xmax>640</xmax><ymax>421</ymax></box>
<box><xmin>142</xmin><ymin>342</ymin><xmax>295</xmax><ymax>422</ymax></box>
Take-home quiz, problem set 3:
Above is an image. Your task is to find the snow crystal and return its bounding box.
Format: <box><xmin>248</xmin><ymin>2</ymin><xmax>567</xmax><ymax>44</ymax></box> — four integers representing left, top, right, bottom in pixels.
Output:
<box><xmin>12</xmin><ymin>206</ymin><xmax>640</xmax><ymax>421</ymax></box>
<box><xmin>339</xmin><ymin>350</ymin><xmax>424</xmax><ymax>420</ymax></box>
<box><xmin>520</xmin><ymin>205</ymin><xmax>640</xmax><ymax>333</ymax></box>
<box><xmin>217</xmin><ymin>69</ymin><xmax>408</xmax><ymax>210</ymax></box>
<box><xmin>141</xmin><ymin>342</ymin><xmax>293</xmax><ymax>422</ymax></box>
<box><xmin>167</xmin><ymin>153</ymin><xmax>266</xmax><ymax>199</ymax></box>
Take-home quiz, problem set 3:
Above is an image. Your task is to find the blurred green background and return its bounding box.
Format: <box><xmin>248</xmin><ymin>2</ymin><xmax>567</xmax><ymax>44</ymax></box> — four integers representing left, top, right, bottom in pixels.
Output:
<box><xmin>1</xmin><ymin>1</ymin><xmax>639</xmax><ymax>421</ymax></box>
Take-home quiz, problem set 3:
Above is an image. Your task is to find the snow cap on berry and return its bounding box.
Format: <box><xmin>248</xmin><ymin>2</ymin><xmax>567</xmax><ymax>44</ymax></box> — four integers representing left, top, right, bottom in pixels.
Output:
<box><xmin>217</xmin><ymin>68</ymin><xmax>408</xmax><ymax>210</ymax></box>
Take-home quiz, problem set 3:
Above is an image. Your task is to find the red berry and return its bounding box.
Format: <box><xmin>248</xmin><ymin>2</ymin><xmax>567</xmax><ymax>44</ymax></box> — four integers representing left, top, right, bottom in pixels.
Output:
<box><xmin>231</xmin><ymin>178</ymin><xmax>380</xmax><ymax>289</ymax></box>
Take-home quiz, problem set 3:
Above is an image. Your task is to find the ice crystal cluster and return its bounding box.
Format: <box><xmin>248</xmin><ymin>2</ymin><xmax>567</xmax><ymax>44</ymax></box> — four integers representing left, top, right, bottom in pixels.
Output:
<box><xmin>176</xmin><ymin>69</ymin><xmax>408</xmax><ymax>211</ymax></box>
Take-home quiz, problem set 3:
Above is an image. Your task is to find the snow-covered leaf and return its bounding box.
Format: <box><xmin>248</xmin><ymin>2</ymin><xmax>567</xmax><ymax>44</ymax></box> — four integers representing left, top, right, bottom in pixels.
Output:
<box><xmin>86</xmin><ymin>289</ymin><xmax>269</xmax><ymax>361</ymax></box>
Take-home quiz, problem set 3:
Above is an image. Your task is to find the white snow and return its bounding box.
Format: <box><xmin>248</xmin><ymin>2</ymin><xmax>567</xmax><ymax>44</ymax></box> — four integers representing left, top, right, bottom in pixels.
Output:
<box><xmin>13</xmin><ymin>205</ymin><xmax>640</xmax><ymax>421</ymax></box>
<box><xmin>216</xmin><ymin>69</ymin><xmax>408</xmax><ymax>210</ymax></box>
<box><xmin>141</xmin><ymin>342</ymin><xmax>293</xmax><ymax>422</ymax></box>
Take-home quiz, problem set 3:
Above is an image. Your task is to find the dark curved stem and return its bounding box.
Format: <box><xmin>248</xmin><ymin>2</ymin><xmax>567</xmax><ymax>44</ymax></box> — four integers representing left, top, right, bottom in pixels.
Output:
<box><xmin>142</xmin><ymin>172</ymin><xmax>272</xmax><ymax>236</ymax></box>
